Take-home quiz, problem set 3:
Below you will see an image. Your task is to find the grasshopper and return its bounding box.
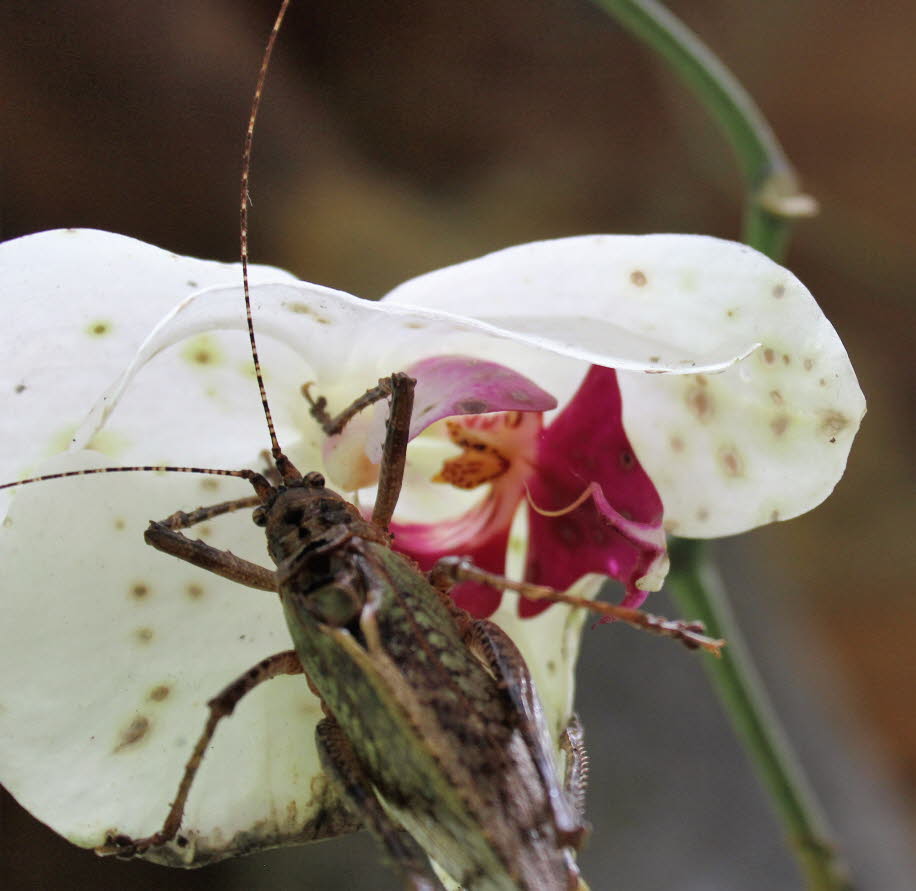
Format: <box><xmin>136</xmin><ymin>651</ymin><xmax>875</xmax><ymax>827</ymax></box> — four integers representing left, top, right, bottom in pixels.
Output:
<box><xmin>1</xmin><ymin>2</ymin><xmax>723</xmax><ymax>887</ymax></box>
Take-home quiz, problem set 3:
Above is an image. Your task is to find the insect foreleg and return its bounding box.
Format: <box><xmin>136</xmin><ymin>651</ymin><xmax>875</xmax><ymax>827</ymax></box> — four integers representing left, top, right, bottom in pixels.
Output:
<box><xmin>302</xmin><ymin>375</ymin><xmax>400</xmax><ymax>437</ymax></box>
<box><xmin>302</xmin><ymin>371</ymin><xmax>417</xmax><ymax>532</ymax></box>
<box><xmin>371</xmin><ymin>372</ymin><xmax>416</xmax><ymax>532</ymax></box>
<box><xmin>315</xmin><ymin>718</ymin><xmax>447</xmax><ymax>891</ymax></box>
<box><xmin>144</xmin><ymin>494</ymin><xmax>278</xmax><ymax>591</ymax></box>
<box><xmin>158</xmin><ymin>494</ymin><xmax>264</xmax><ymax>529</ymax></box>
<box><xmin>98</xmin><ymin>650</ymin><xmax>303</xmax><ymax>859</ymax></box>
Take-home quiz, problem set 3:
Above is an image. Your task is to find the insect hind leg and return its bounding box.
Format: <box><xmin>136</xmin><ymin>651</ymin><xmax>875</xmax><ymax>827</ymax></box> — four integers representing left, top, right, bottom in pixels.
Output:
<box><xmin>97</xmin><ymin>650</ymin><xmax>303</xmax><ymax>859</ymax></box>
<box><xmin>463</xmin><ymin>619</ymin><xmax>589</xmax><ymax>852</ymax></box>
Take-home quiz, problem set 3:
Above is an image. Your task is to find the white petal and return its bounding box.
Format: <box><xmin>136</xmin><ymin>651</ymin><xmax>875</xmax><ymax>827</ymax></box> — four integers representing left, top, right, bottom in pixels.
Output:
<box><xmin>0</xmin><ymin>229</ymin><xmax>296</xmax><ymax>515</ymax></box>
<box><xmin>0</xmin><ymin>453</ymin><xmax>341</xmax><ymax>863</ymax></box>
<box><xmin>383</xmin><ymin>234</ymin><xmax>767</xmax><ymax>373</ymax></box>
<box><xmin>382</xmin><ymin>235</ymin><xmax>865</xmax><ymax>535</ymax></box>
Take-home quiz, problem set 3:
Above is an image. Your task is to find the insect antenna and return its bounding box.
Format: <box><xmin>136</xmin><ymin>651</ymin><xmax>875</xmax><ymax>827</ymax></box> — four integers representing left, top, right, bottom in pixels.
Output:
<box><xmin>0</xmin><ymin>466</ymin><xmax>264</xmax><ymax>493</ymax></box>
<box><xmin>239</xmin><ymin>0</ymin><xmax>300</xmax><ymax>484</ymax></box>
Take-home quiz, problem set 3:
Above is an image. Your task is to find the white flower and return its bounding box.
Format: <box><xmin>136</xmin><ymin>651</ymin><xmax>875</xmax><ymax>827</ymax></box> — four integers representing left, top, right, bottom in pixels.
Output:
<box><xmin>0</xmin><ymin>228</ymin><xmax>863</xmax><ymax>864</ymax></box>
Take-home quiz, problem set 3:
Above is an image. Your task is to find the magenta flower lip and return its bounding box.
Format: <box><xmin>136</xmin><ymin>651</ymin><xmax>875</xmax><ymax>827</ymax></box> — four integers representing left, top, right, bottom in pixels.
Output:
<box><xmin>391</xmin><ymin>363</ymin><xmax>667</xmax><ymax>619</ymax></box>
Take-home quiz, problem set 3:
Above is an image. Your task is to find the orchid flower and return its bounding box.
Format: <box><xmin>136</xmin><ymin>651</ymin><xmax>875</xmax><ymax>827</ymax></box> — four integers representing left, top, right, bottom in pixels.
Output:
<box><xmin>0</xmin><ymin>228</ymin><xmax>863</xmax><ymax>864</ymax></box>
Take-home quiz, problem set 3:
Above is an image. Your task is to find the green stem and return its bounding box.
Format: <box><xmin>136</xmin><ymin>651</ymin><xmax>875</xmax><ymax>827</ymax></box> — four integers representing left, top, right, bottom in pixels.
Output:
<box><xmin>591</xmin><ymin>0</ymin><xmax>816</xmax><ymax>249</ymax></box>
<box><xmin>591</xmin><ymin>2</ymin><xmax>850</xmax><ymax>889</ymax></box>
<box><xmin>667</xmin><ymin>541</ymin><xmax>852</xmax><ymax>891</ymax></box>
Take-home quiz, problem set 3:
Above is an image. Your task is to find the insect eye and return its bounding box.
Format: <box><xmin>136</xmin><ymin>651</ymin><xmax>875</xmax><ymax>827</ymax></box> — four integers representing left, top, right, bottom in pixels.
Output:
<box><xmin>252</xmin><ymin>506</ymin><xmax>267</xmax><ymax>527</ymax></box>
<box><xmin>303</xmin><ymin>471</ymin><xmax>325</xmax><ymax>489</ymax></box>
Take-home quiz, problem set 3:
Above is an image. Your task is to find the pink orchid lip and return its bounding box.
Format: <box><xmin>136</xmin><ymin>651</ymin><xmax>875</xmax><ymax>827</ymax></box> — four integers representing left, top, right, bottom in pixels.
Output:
<box><xmin>329</xmin><ymin>355</ymin><xmax>558</xmax><ymax>482</ymax></box>
<box><xmin>390</xmin><ymin>363</ymin><xmax>668</xmax><ymax>621</ymax></box>
<box><xmin>405</xmin><ymin>354</ymin><xmax>558</xmax><ymax>440</ymax></box>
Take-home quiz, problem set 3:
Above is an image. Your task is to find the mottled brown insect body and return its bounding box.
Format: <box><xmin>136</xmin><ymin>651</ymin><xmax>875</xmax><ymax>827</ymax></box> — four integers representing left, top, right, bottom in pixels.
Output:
<box><xmin>251</xmin><ymin>470</ymin><xmax>587</xmax><ymax>889</ymax></box>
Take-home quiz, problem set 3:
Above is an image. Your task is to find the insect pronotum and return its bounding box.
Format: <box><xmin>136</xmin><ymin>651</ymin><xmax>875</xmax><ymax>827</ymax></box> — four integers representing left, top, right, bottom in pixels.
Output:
<box><xmin>1</xmin><ymin>2</ymin><xmax>723</xmax><ymax>888</ymax></box>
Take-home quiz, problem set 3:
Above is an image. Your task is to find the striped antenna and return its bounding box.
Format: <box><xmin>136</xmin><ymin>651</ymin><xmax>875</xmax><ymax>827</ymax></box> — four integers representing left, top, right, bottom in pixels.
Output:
<box><xmin>0</xmin><ymin>466</ymin><xmax>261</xmax><ymax>493</ymax></box>
<box><xmin>239</xmin><ymin>0</ymin><xmax>299</xmax><ymax>483</ymax></box>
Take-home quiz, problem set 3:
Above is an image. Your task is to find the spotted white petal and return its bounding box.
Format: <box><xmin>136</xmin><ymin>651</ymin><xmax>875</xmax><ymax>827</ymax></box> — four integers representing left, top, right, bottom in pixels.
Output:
<box><xmin>0</xmin><ymin>454</ymin><xmax>353</xmax><ymax>864</ymax></box>
<box><xmin>0</xmin><ymin>231</ymin><xmax>337</xmax><ymax>862</ymax></box>
<box><xmin>0</xmin><ymin>229</ymin><xmax>296</xmax><ymax>517</ymax></box>
<box><xmin>382</xmin><ymin>234</ymin><xmax>866</xmax><ymax>535</ymax></box>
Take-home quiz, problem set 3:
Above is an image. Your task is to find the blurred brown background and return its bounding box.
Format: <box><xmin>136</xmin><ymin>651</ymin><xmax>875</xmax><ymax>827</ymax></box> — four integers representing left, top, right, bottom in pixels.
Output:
<box><xmin>2</xmin><ymin>1</ymin><xmax>914</xmax><ymax>888</ymax></box>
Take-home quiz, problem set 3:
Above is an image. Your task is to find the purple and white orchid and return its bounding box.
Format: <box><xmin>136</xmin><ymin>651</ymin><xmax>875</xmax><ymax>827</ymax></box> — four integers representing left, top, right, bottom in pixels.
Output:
<box><xmin>0</xmin><ymin>228</ymin><xmax>863</xmax><ymax>863</ymax></box>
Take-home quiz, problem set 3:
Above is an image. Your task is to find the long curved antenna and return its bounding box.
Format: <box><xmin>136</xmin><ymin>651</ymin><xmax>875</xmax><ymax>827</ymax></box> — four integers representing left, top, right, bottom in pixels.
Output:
<box><xmin>0</xmin><ymin>465</ymin><xmax>263</xmax><ymax>492</ymax></box>
<box><xmin>240</xmin><ymin>0</ymin><xmax>299</xmax><ymax>484</ymax></box>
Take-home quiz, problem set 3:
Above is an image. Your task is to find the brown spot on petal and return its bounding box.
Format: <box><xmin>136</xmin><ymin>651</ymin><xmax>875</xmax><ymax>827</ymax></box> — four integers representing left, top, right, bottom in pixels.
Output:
<box><xmin>200</xmin><ymin>477</ymin><xmax>220</xmax><ymax>491</ymax></box>
<box><xmin>286</xmin><ymin>302</ymin><xmax>330</xmax><ymax>323</ymax></box>
<box><xmin>114</xmin><ymin>715</ymin><xmax>150</xmax><ymax>752</ymax></box>
<box><xmin>685</xmin><ymin>385</ymin><xmax>714</xmax><ymax>422</ymax></box>
<box><xmin>695</xmin><ymin>374</ymin><xmax>708</xmax><ymax>387</ymax></box>
<box><xmin>718</xmin><ymin>445</ymin><xmax>745</xmax><ymax>478</ymax></box>
<box><xmin>696</xmin><ymin>507</ymin><xmax>709</xmax><ymax>522</ymax></box>
<box><xmin>772</xmin><ymin>284</ymin><xmax>785</xmax><ymax>298</ymax></box>
<box><xmin>782</xmin><ymin>354</ymin><xmax>791</xmax><ymax>365</ymax></box>
<box><xmin>87</xmin><ymin>320</ymin><xmax>112</xmax><ymax>337</ymax></box>
<box><xmin>186</xmin><ymin>583</ymin><xmax>204</xmax><ymax>599</ymax></box>
<box><xmin>769</xmin><ymin>390</ymin><xmax>784</xmax><ymax>406</ymax></box>
<box><xmin>819</xmin><ymin>378</ymin><xmax>828</xmax><ymax>387</ymax></box>
<box><xmin>130</xmin><ymin>582</ymin><xmax>150</xmax><ymax>599</ymax></box>
<box><xmin>670</xmin><ymin>435</ymin><xmax>685</xmax><ymax>452</ymax></box>
<box><xmin>405</xmin><ymin>322</ymin><xmax>426</xmax><ymax>329</ymax></box>
<box><xmin>762</xmin><ymin>348</ymin><xmax>776</xmax><ymax>365</ymax></box>
<box><xmin>819</xmin><ymin>410</ymin><xmax>850</xmax><ymax>437</ymax></box>
<box><xmin>630</xmin><ymin>269</ymin><xmax>648</xmax><ymax>287</ymax></box>
<box><xmin>770</xmin><ymin>414</ymin><xmax>790</xmax><ymax>437</ymax></box>
<box><xmin>148</xmin><ymin>685</ymin><xmax>170</xmax><ymax>702</ymax></box>
<box><xmin>114</xmin><ymin>517</ymin><xmax>126</xmax><ymax>531</ymax></box>
<box><xmin>134</xmin><ymin>627</ymin><xmax>154</xmax><ymax>643</ymax></box>
<box><xmin>803</xmin><ymin>358</ymin><xmax>815</xmax><ymax>371</ymax></box>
